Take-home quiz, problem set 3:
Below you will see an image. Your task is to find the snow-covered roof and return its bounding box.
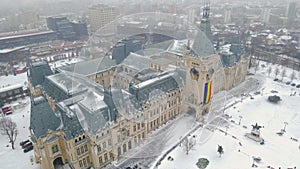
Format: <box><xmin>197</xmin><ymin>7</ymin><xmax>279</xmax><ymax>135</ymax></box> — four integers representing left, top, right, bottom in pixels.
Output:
<box><xmin>58</xmin><ymin>56</ymin><xmax>116</xmax><ymax>77</ymax></box>
<box><xmin>0</xmin><ymin>84</ymin><xmax>23</xmax><ymax>93</ymax></box>
<box><xmin>121</xmin><ymin>52</ymin><xmax>151</xmax><ymax>70</ymax></box>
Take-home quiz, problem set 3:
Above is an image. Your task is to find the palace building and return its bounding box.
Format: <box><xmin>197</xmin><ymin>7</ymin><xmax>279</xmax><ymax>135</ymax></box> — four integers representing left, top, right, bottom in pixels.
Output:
<box><xmin>28</xmin><ymin>30</ymin><xmax>249</xmax><ymax>169</ymax></box>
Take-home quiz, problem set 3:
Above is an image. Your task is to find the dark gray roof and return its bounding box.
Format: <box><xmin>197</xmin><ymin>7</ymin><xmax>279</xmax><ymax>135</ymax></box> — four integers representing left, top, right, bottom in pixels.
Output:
<box><xmin>151</xmin><ymin>57</ymin><xmax>175</xmax><ymax>66</ymax></box>
<box><xmin>121</xmin><ymin>53</ymin><xmax>151</xmax><ymax>70</ymax></box>
<box><xmin>29</xmin><ymin>61</ymin><xmax>53</xmax><ymax>87</ymax></box>
<box><xmin>56</xmin><ymin>89</ymin><xmax>116</xmax><ymax>138</ymax></box>
<box><xmin>129</xmin><ymin>68</ymin><xmax>185</xmax><ymax>103</ymax></box>
<box><xmin>30</xmin><ymin>96</ymin><xmax>61</xmax><ymax>141</ymax></box>
<box><xmin>58</xmin><ymin>56</ymin><xmax>116</xmax><ymax>76</ymax></box>
<box><xmin>191</xmin><ymin>31</ymin><xmax>215</xmax><ymax>57</ymax></box>
<box><xmin>135</xmin><ymin>48</ymin><xmax>165</xmax><ymax>56</ymax></box>
<box><xmin>43</xmin><ymin>71</ymin><xmax>106</xmax><ymax>102</ymax></box>
<box><xmin>144</xmin><ymin>40</ymin><xmax>174</xmax><ymax>51</ymax></box>
<box><xmin>56</xmin><ymin>102</ymin><xmax>85</xmax><ymax>140</ymax></box>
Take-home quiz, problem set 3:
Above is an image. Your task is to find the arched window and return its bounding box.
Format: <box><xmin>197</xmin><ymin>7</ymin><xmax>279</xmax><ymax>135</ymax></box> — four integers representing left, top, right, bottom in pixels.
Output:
<box><xmin>128</xmin><ymin>141</ymin><xmax>132</xmax><ymax>150</ymax></box>
<box><xmin>123</xmin><ymin>144</ymin><xmax>127</xmax><ymax>153</ymax></box>
<box><xmin>117</xmin><ymin>147</ymin><xmax>121</xmax><ymax>156</ymax></box>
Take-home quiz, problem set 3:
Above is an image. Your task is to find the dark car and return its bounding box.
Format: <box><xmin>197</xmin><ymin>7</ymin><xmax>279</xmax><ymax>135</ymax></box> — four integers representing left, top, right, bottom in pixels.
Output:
<box><xmin>274</xmin><ymin>78</ymin><xmax>279</xmax><ymax>82</ymax></box>
<box><xmin>296</xmin><ymin>84</ymin><xmax>300</xmax><ymax>88</ymax></box>
<box><xmin>291</xmin><ymin>83</ymin><xmax>296</xmax><ymax>87</ymax></box>
<box><xmin>271</xmin><ymin>90</ymin><xmax>278</xmax><ymax>93</ymax></box>
<box><xmin>20</xmin><ymin>139</ymin><xmax>30</xmax><ymax>146</ymax></box>
<box><xmin>23</xmin><ymin>145</ymin><xmax>33</xmax><ymax>153</ymax></box>
<box><xmin>286</xmin><ymin>82</ymin><xmax>291</xmax><ymax>85</ymax></box>
<box><xmin>22</xmin><ymin>142</ymin><xmax>32</xmax><ymax>149</ymax></box>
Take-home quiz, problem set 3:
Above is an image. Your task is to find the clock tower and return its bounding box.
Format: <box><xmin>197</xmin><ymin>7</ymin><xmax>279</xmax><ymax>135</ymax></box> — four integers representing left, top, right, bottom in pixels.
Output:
<box><xmin>183</xmin><ymin>47</ymin><xmax>218</xmax><ymax>120</ymax></box>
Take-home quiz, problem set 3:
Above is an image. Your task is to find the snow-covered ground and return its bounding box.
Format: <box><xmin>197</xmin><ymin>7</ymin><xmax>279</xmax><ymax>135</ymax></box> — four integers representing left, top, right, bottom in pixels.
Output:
<box><xmin>158</xmin><ymin>63</ymin><xmax>300</xmax><ymax>169</ymax></box>
<box><xmin>0</xmin><ymin>72</ymin><xmax>35</xmax><ymax>169</ymax></box>
<box><xmin>0</xmin><ymin>97</ymin><xmax>40</xmax><ymax>169</ymax></box>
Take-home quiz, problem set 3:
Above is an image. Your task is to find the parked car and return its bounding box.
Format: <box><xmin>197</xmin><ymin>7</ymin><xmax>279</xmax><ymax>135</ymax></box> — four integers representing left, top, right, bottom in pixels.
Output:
<box><xmin>20</xmin><ymin>139</ymin><xmax>30</xmax><ymax>146</ymax></box>
<box><xmin>274</xmin><ymin>78</ymin><xmax>279</xmax><ymax>82</ymax></box>
<box><xmin>23</xmin><ymin>145</ymin><xmax>33</xmax><ymax>153</ymax></box>
<box><xmin>22</xmin><ymin>142</ymin><xmax>32</xmax><ymax>149</ymax></box>
<box><xmin>291</xmin><ymin>83</ymin><xmax>296</xmax><ymax>87</ymax></box>
<box><xmin>271</xmin><ymin>90</ymin><xmax>278</xmax><ymax>93</ymax></box>
<box><xmin>286</xmin><ymin>82</ymin><xmax>291</xmax><ymax>85</ymax></box>
<box><xmin>1</xmin><ymin>106</ymin><xmax>13</xmax><ymax>115</ymax></box>
<box><xmin>296</xmin><ymin>84</ymin><xmax>300</xmax><ymax>88</ymax></box>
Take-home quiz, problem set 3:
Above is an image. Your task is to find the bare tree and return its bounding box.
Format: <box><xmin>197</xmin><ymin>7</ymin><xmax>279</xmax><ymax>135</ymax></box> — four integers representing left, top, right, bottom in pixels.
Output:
<box><xmin>281</xmin><ymin>68</ymin><xmax>286</xmax><ymax>81</ymax></box>
<box><xmin>290</xmin><ymin>71</ymin><xmax>296</xmax><ymax>82</ymax></box>
<box><xmin>267</xmin><ymin>67</ymin><xmax>272</xmax><ymax>77</ymax></box>
<box><xmin>182</xmin><ymin>136</ymin><xmax>196</xmax><ymax>155</ymax></box>
<box><xmin>274</xmin><ymin>67</ymin><xmax>280</xmax><ymax>79</ymax></box>
<box><xmin>0</xmin><ymin>117</ymin><xmax>18</xmax><ymax>150</ymax></box>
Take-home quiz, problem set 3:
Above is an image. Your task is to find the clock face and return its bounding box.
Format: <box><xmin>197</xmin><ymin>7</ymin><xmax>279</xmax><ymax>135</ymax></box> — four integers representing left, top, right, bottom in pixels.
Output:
<box><xmin>190</xmin><ymin>68</ymin><xmax>199</xmax><ymax>81</ymax></box>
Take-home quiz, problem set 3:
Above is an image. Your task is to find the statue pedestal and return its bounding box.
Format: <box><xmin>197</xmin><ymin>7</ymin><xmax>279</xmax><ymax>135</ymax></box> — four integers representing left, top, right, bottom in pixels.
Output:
<box><xmin>246</xmin><ymin>130</ymin><xmax>264</xmax><ymax>143</ymax></box>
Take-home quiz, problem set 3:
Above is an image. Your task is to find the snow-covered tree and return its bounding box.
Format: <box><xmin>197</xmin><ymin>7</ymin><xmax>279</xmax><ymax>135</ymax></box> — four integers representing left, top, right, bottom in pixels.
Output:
<box><xmin>281</xmin><ymin>68</ymin><xmax>286</xmax><ymax>81</ymax></box>
<box><xmin>182</xmin><ymin>136</ymin><xmax>196</xmax><ymax>155</ymax></box>
<box><xmin>290</xmin><ymin>71</ymin><xmax>296</xmax><ymax>82</ymax></box>
<box><xmin>0</xmin><ymin>117</ymin><xmax>18</xmax><ymax>150</ymax></box>
<box><xmin>267</xmin><ymin>67</ymin><xmax>272</xmax><ymax>77</ymax></box>
<box><xmin>217</xmin><ymin>145</ymin><xmax>224</xmax><ymax>157</ymax></box>
<box><xmin>274</xmin><ymin>67</ymin><xmax>280</xmax><ymax>79</ymax></box>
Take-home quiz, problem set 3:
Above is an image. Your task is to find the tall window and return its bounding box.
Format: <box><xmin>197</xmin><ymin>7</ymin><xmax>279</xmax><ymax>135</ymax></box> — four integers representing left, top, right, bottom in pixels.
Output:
<box><xmin>87</xmin><ymin>156</ymin><xmax>90</xmax><ymax>164</ymax></box>
<box><xmin>128</xmin><ymin>141</ymin><xmax>132</xmax><ymax>150</ymax></box>
<box><xmin>118</xmin><ymin>147</ymin><xmax>121</xmax><ymax>156</ymax></box>
<box><xmin>83</xmin><ymin>158</ymin><xmax>87</xmax><ymax>167</ymax></box>
<box><xmin>133</xmin><ymin>125</ymin><xmax>136</xmax><ymax>132</ymax></box>
<box><xmin>52</xmin><ymin>145</ymin><xmax>59</xmax><ymax>154</ymax></box>
<box><xmin>123</xmin><ymin>144</ymin><xmax>127</xmax><ymax>153</ymax></box>
<box><xmin>99</xmin><ymin>156</ymin><xmax>103</xmax><ymax>164</ymax></box>
<box><xmin>97</xmin><ymin>145</ymin><xmax>101</xmax><ymax>153</ymax></box>
<box><xmin>104</xmin><ymin>153</ymin><xmax>108</xmax><ymax>162</ymax></box>
<box><xmin>79</xmin><ymin>160</ymin><xmax>83</xmax><ymax>167</ymax></box>
<box><xmin>84</xmin><ymin>145</ymin><xmax>88</xmax><ymax>152</ymax></box>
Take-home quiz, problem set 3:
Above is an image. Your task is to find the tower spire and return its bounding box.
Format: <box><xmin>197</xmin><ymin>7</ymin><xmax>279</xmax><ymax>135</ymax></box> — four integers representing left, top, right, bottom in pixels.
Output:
<box><xmin>203</xmin><ymin>0</ymin><xmax>210</xmax><ymax>19</ymax></box>
<box><xmin>200</xmin><ymin>0</ymin><xmax>212</xmax><ymax>40</ymax></box>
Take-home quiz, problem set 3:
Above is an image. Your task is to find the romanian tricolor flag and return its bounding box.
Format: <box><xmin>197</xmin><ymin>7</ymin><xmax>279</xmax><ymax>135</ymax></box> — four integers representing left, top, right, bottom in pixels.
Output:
<box><xmin>203</xmin><ymin>81</ymin><xmax>212</xmax><ymax>104</ymax></box>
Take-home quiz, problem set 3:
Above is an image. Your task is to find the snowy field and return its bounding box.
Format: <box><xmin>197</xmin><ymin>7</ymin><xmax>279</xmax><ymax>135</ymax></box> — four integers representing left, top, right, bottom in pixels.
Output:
<box><xmin>158</xmin><ymin>62</ymin><xmax>300</xmax><ymax>169</ymax></box>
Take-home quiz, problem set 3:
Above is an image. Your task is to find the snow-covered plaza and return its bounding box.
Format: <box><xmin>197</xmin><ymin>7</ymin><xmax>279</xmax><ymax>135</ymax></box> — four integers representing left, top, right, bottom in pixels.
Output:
<box><xmin>158</xmin><ymin>62</ymin><xmax>300</xmax><ymax>169</ymax></box>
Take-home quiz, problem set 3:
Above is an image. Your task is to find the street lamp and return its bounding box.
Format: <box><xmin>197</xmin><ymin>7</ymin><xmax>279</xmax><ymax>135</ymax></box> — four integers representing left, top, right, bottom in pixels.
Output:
<box><xmin>238</xmin><ymin>115</ymin><xmax>243</xmax><ymax>125</ymax></box>
<box><xmin>282</xmin><ymin>122</ymin><xmax>288</xmax><ymax>132</ymax></box>
<box><xmin>225</xmin><ymin>126</ymin><xmax>229</xmax><ymax>136</ymax></box>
